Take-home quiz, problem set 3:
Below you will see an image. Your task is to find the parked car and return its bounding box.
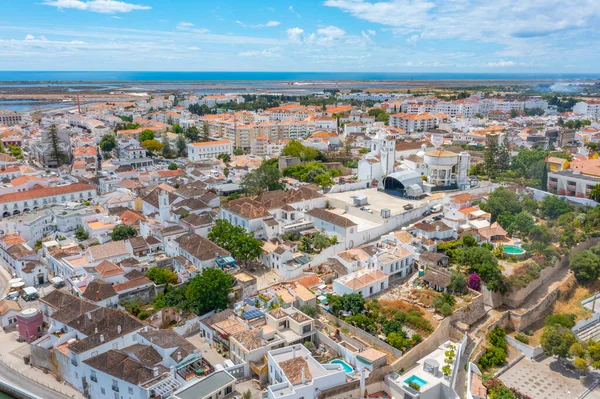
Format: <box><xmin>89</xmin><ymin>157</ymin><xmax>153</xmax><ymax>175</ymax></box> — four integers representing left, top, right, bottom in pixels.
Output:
<box><xmin>433</xmin><ymin>214</ymin><xmax>444</xmax><ymax>221</ymax></box>
<box><xmin>403</xmin><ymin>204</ymin><xmax>414</xmax><ymax>210</ymax></box>
<box><xmin>430</xmin><ymin>204</ymin><xmax>443</xmax><ymax>213</ymax></box>
<box><xmin>422</xmin><ymin>210</ymin><xmax>432</xmax><ymax>217</ymax></box>
<box><xmin>3</xmin><ymin>291</ymin><xmax>19</xmax><ymax>301</ymax></box>
<box><xmin>424</xmin><ymin>218</ymin><xmax>435</xmax><ymax>223</ymax></box>
<box><xmin>22</xmin><ymin>287</ymin><xmax>39</xmax><ymax>302</ymax></box>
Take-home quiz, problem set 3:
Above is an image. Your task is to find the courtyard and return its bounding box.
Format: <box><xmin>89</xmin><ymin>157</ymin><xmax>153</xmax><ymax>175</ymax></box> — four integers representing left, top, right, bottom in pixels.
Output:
<box><xmin>499</xmin><ymin>355</ymin><xmax>600</xmax><ymax>399</ymax></box>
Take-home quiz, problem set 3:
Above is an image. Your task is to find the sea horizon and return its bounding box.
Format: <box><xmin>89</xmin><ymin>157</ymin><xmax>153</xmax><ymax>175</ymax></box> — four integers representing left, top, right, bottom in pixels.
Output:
<box><xmin>0</xmin><ymin>71</ymin><xmax>598</xmax><ymax>82</ymax></box>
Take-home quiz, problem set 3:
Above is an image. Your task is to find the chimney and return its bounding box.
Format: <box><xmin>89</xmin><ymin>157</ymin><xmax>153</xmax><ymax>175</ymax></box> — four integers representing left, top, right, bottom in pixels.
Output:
<box><xmin>100</xmin><ymin>334</ymin><xmax>104</xmax><ymax>342</ymax></box>
<box><xmin>96</xmin><ymin>290</ymin><xmax>100</xmax><ymax>301</ymax></box>
<box><xmin>86</xmin><ymin>312</ymin><xmax>92</xmax><ymax>320</ymax></box>
<box><xmin>117</xmin><ymin>325</ymin><xmax>122</xmax><ymax>334</ymax></box>
<box><xmin>301</xmin><ymin>367</ymin><xmax>306</xmax><ymax>384</ymax></box>
<box><xmin>153</xmin><ymin>367</ymin><xmax>159</xmax><ymax>377</ymax></box>
<box><xmin>94</xmin><ymin>327</ymin><xmax>98</xmax><ymax>334</ymax></box>
<box><xmin>292</xmin><ymin>346</ymin><xmax>296</xmax><ymax>359</ymax></box>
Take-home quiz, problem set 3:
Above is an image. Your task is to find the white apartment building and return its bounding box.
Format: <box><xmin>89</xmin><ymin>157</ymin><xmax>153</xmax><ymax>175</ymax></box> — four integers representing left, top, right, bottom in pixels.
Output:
<box><xmin>389</xmin><ymin>113</ymin><xmax>439</xmax><ymax>133</ymax></box>
<box><xmin>573</xmin><ymin>101</ymin><xmax>600</xmax><ymax>117</ymax></box>
<box><xmin>187</xmin><ymin>140</ymin><xmax>233</xmax><ymax>161</ymax></box>
<box><xmin>267</xmin><ymin>344</ymin><xmax>347</xmax><ymax>399</ymax></box>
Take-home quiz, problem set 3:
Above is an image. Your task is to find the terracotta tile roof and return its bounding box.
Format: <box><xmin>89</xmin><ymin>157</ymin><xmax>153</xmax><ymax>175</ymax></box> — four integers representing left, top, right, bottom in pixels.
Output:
<box><xmin>175</xmin><ymin>233</ymin><xmax>229</xmax><ymax>261</ymax></box>
<box><xmin>120</xmin><ymin>210</ymin><xmax>146</xmax><ymax>225</ymax></box>
<box><xmin>279</xmin><ymin>356</ymin><xmax>312</xmax><ymax>384</ymax></box>
<box><xmin>113</xmin><ymin>277</ymin><xmax>152</xmax><ymax>293</ymax></box>
<box><xmin>1</xmin><ymin>234</ymin><xmax>25</xmax><ymax>247</ymax></box>
<box><xmin>82</xmin><ymin>280</ymin><xmax>117</xmax><ymax>302</ymax></box>
<box><xmin>94</xmin><ymin>260</ymin><xmax>125</xmax><ymax>278</ymax></box>
<box><xmin>342</xmin><ymin>269</ymin><xmax>388</xmax><ymax>290</ymax></box>
<box><xmin>306</xmin><ymin>208</ymin><xmax>357</xmax><ymax>228</ymax></box>
<box><xmin>83</xmin><ymin>350</ymin><xmax>167</xmax><ymax>385</ymax></box>
<box><xmin>0</xmin><ymin>183</ymin><xmax>95</xmax><ymax>204</ymax></box>
<box><xmin>88</xmin><ymin>240</ymin><xmax>130</xmax><ymax>262</ymax></box>
<box><xmin>295</xmin><ymin>275</ymin><xmax>320</xmax><ymax>289</ymax></box>
<box><xmin>0</xmin><ymin>299</ymin><xmax>21</xmax><ymax>315</ymax></box>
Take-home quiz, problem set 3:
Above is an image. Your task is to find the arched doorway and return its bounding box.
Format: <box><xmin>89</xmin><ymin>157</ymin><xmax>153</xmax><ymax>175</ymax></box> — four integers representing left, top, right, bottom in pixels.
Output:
<box><xmin>37</xmin><ymin>273</ymin><xmax>45</xmax><ymax>285</ymax></box>
<box><xmin>12</xmin><ymin>210</ymin><xmax>20</xmax><ymax>215</ymax></box>
<box><xmin>2</xmin><ymin>212</ymin><xmax>9</xmax><ymax>217</ymax></box>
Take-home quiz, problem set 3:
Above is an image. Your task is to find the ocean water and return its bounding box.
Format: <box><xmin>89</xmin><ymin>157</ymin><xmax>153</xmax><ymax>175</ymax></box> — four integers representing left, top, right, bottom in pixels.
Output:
<box><xmin>0</xmin><ymin>71</ymin><xmax>597</xmax><ymax>82</ymax></box>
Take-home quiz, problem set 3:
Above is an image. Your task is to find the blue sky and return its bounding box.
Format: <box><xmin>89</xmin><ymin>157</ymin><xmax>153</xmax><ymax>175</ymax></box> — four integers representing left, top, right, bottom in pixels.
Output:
<box><xmin>1</xmin><ymin>0</ymin><xmax>599</xmax><ymax>72</ymax></box>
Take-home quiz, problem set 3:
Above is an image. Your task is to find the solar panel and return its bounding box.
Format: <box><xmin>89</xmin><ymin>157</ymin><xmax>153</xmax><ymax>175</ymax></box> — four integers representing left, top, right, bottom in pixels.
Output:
<box><xmin>242</xmin><ymin>309</ymin><xmax>264</xmax><ymax>320</ymax></box>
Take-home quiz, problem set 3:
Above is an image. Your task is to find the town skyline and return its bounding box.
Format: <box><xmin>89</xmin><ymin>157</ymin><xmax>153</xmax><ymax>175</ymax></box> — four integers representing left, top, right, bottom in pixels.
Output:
<box><xmin>1</xmin><ymin>0</ymin><xmax>600</xmax><ymax>73</ymax></box>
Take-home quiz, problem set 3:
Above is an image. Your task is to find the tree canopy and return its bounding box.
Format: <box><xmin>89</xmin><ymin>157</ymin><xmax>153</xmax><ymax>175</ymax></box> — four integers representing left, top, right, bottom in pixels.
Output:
<box><xmin>207</xmin><ymin>219</ymin><xmax>263</xmax><ymax>266</ymax></box>
<box><xmin>99</xmin><ymin>134</ymin><xmax>117</xmax><ymax>152</ymax></box>
<box><xmin>241</xmin><ymin>159</ymin><xmax>284</xmax><ymax>195</ymax></box>
<box><xmin>110</xmin><ymin>225</ymin><xmax>137</xmax><ymax>241</ymax></box>
<box><xmin>139</xmin><ymin>129</ymin><xmax>155</xmax><ymax>142</ymax></box>
<box><xmin>146</xmin><ymin>267</ymin><xmax>178</xmax><ymax>285</ymax></box>
<box><xmin>186</xmin><ymin>268</ymin><xmax>233</xmax><ymax>315</ymax></box>
<box><xmin>281</xmin><ymin>139</ymin><xmax>321</xmax><ymax>161</ymax></box>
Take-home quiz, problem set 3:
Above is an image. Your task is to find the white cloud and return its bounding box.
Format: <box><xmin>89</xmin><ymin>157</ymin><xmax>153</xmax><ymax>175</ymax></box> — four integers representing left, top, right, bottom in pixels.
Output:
<box><xmin>239</xmin><ymin>48</ymin><xmax>282</xmax><ymax>57</ymax></box>
<box><xmin>367</xmin><ymin>29</ymin><xmax>376</xmax><ymax>36</ymax></box>
<box><xmin>42</xmin><ymin>0</ymin><xmax>151</xmax><ymax>14</ymax></box>
<box><xmin>324</xmin><ymin>0</ymin><xmax>600</xmax><ymax>56</ymax></box>
<box><xmin>176</xmin><ymin>22</ymin><xmax>209</xmax><ymax>34</ymax></box>
<box><xmin>287</xmin><ymin>27</ymin><xmax>304</xmax><ymax>43</ymax></box>
<box><xmin>485</xmin><ymin>60</ymin><xmax>518</xmax><ymax>67</ymax></box>
<box><xmin>25</xmin><ymin>34</ymin><xmax>35</xmax><ymax>41</ymax></box>
<box><xmin>237</xmin><ymin>20</ymin><xmax>281</xmax><ymax>28</ymax></box>
<box><xmin>406</xmin><ymin>34</ymin><xmax>419</xmax><ymax>45</ymax></box>
<box><xmin>289</xmin><ymin>5</ymin><xmax>301</xmax><ymax>18</ymax></box>
<box><xmin>317</xmin><ymin>26</ymin><xmax>345</xmax><ymax>39</ymax></box>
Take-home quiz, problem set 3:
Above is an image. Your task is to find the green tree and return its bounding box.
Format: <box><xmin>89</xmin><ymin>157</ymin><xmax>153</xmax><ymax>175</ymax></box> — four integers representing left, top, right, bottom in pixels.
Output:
<box><xmin>172</xmin><ymin>124</ymin><xmax>184</xmax><ymax>134</ymax></box>
<box><xmin>590</xmin><ymin>184</ymin><xmax>600</xmax><ymax>202</ymax></box>
<box><xmin>99</xmin><ymin>134</ymin><xmax>117</xmax><ymax>152</ymax></box>
<box><xmin>241</xmin><ymin>159</ymin><xmax>284</xmax><ymax>195</ymax></box>
<box><xmin>186</xmin><ymin>268</ymin><xmax>233</xmax><ymax>315</ymax></box>
<box><xmin>47</xmin><ymin>124</ymin><xmax>68</xmax><ymax>166</ymax></box>
<box><xmin>207</xmin><ymin>219</ymin><xmax>263</xmax><ymax>266</ymax></box>
<box><xmin>484</xmin><ymin>134</ymin><xmax>501</xmax><ymax>178</ymax></box>
<box><xmin>74</xmin><ymin>226</ymin><xmax>89</xmax><ymax>241</ymax></box>
<box><xmin>185</xmin><ymin>126</ymin><xmax>200</xmax><ymax>142</ymax></box>
<box><xmin>110</xmin><ymin>225</ymin><xmax>137</xmax><ymax>241</ymax></box>
<box><xmin>541</xmin><ymin>163</ymin><xmax>548</xmax><ymax>191</ymax></box>
<box><xmin>233</xmin><ymin>148</ymin><xmax>244</xmax><ymax>156</ymax></box>
<box><xmin>168</xmin><ymin>162</ymin><xmax>178</xmax><ymax>170</ymax></box>
<box><xmin>481</xmin><ymin>187</ymin><xmax>522</xmax><ymax>220</ymax></box>
<box><xmin>540</xmin><ymin>195</ymin><xmax>572</xmax><ymax>219</ymax></box>
<box><xmin>176</xmin><ymin>134</ymin><xmax>187</xmax><ymax>157</ymax></box>
<box><xmin>161</xmin><ymin>134</ymin><xmax>174</xmax><ymax>158</ymax></box>
<box><xmin>570</xmin><ymin>250</ymin><xmax>600</xmax><ymax>283</ymax></box>
<box><xmin>139</xmin><ymin>129</ymin><xmax>155</xmax><ymax>142</ymax></box>
<box><xmin>223</xmin><ymin>167</ymin><xmax>230</xmax><ymax>178</ymax></box>
<box><xmin>313</xmin><ymin>173</ymin><xmax>335</xmax><ymax>189</ymax></box>
<box><xmin>282</xmin><ymin>139</ymin><xmax>320</xmax><ymax>161</ymax></box>
<box><xmin>217</xmin><ymin>153</ymin><xmax>231</xmax><ymax>163</ymax></box>
<box><xmin>449</xmin><ymin>271</ymin><xmax>467</xmax><ymax>294</ymax></box>
<box><xmin>146</xmin><ymin>267</ymin><xmax>178</xmax><ymax>285</ymax></box>
<box><xmin>541</xmin><ymin>325</ymin><xmax>577</xmax><ymax>359</ymax></box>
<box><xmin>299</xmin><ymin>304</ymin><xmax>317</xmax><ymax>318</ymax></box>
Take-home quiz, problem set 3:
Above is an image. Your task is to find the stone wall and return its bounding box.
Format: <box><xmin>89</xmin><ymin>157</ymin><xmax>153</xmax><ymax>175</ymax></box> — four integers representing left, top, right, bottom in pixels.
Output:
<box><xmin>483</xmin><ymin>237</ymin><xmax>600</xmax><ymax>309</ymax></box>
<box><xmin>451</xmin><ymin>290</ymin><xmax>486</xmax><ymax>326</ymax></box>
<box><xmin>317</xmin><ymin>308</ymin><xmax>404</xmax><ymax>359</ymax></box>
<box><xmin>29</xmin><ymin>344</ymin><xmax>58</xmax><ymax>376</ymax></box>
<box><xmin>505</xmin><ymin>272</ymin><xmax>577</xmax><ymax>332</ymax></box>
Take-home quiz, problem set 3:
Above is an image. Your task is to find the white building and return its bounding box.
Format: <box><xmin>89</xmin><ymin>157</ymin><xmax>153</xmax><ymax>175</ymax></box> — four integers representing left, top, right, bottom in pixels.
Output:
<box><xmin>332</xmin><ymin>268</ymin><xmax>389</xmax><ymax>298</ymax></box>
<box><xmin>0</xmin><ymin>183</ymin><xmax>97</xmax><ymax>218</ymax></box>
<box><xmin>187</xmin><ymin>140</ymin><xmax>233</xmax><ymax>161</ymax></box>
<box><xmin>267</xmin><ymin>344</ymin><xmax>347</xmax><ymax>399</ymax></box>
<box><xmin>573</xmin><ymin>101</ymin><xmax>600</xmax><ymax>117</ymax></box>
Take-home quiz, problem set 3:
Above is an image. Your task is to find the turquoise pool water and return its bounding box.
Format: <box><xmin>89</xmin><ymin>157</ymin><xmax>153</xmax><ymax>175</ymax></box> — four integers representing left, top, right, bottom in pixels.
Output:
<box><xmin>330</xmin><ymin>359</ymin><xmax>353</xmax><ymax>373</ymax></box>
<box><xmin>405</xmin><ymin>375</ymin><xmax>427</xmax><ymax>388</ymax></box>
<box><xmin>503</xmin><ymin>245</ymin><xmax>526</xmax><ymax>255</ymax></box>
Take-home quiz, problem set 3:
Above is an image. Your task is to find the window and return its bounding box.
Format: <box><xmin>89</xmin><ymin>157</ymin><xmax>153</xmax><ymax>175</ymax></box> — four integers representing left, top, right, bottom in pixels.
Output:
<box><xmin>128</xmin><ymin>387</ymin><xmax>133</xmax><ymax>395</ymax></box>
<box><xmin>90</xmin><ymin>371</ymin><xmax>97</xmax><ymax>382</ymax></box>
<box><xmin>101</xmin><ymin>388</ymin><xmax>105</xmax><ymax>395</ymax></box>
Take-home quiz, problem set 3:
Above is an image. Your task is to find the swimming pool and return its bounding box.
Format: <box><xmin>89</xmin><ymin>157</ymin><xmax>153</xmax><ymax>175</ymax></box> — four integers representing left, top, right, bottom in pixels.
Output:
<box><xmin>503</xmin><ymin>245</ymin><xmax>526</xmax><ymax>255</ymax></box>
<box><xmin>405</xmin><ymin>375</ymin><xmax>427</xmax><ymax>388</ymax></box>
<box><xmin>329</xmin><ymin>359</ymin><xmax>353</xmax><ymax>373</ymax></box>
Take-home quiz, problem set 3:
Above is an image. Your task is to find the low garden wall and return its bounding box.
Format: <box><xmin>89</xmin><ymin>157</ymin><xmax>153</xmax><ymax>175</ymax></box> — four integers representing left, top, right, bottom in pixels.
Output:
<box><xmin>505</xmin><ymin>335</ymin><xmax>543</xmax><ymax>359</ymax></box>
